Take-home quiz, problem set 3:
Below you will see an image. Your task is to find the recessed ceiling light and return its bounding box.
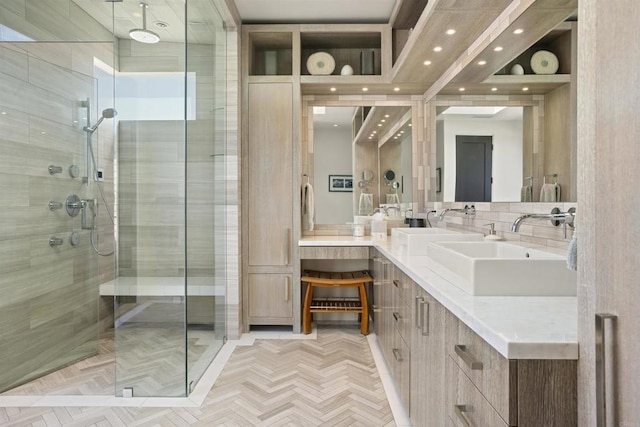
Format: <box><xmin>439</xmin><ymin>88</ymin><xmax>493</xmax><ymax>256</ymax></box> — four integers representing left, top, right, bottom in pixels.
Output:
<box><xmin>330</xmin><ymin>87</ymin><xmax>336</xmax><ymax>92</ymax></box>
<box><xmin>494</xmin><ymin>46</ymin><xmax>504</xmax><ymax>52</ymax></box>
<box><xmin>513</xmin><ymin>28</ymin><xmax>524</xmax><ymax>34</ymax></box>
<box><xmin>400</xmin><ymin>131</ymin><xmax>405</xmax><ymax>134</ymax></box>
<box><xmin>154</xmin><ymin>21</ymin><xmax>169</xmax><ymax>29</ymax></box>
<box><xmin>433</xmin><ymin>46</ymin><xmax>443</xmax><ymax>52</ymax></box>
<box><xmin>459</xmin><ymin>87</ymin><xmax>465</xmax><ymax>91</ymax></box>
<box><xmin>394</xmin><ymin>137</ymin><xmax>398</xmax><ymax>139</ymax></box>
<box><xmin>393</xmin><ymin>87</ymin><xmax>400</xmax><ymax>92</ymax></box>
<box><xmin>478</xmin><ymin>60</ymin><xmax>487</xmax><ymax>65</ymax></box>
<box><xmin>372</xmin><ymin>131</ymin><xmax>377</xmax><ymax>134</ymax></box>
<box><xmin>522</xmin><ymin>87</ymin><xmax>529</xmax><ymax>91</ymax></box>
<box><xmin>408</xmin><ymin>124</ymin><xmax>412</xmax><ymax>127</ymax></box>
<box><xmin>377</xmin><ymin>124</ymin><xmax>382</xmax><ymax>127</ymax></box>
<box><xmin>446</xmin><ymin>29</ymin><xmax>456</xmax><ymax>35</ymax></box>
<box><xmin>333</xmin><ymin>124</ymin><xmax>338</xmax><ymax>127</ymax></box>
<box><xmin>41</xmin><ymin>131</ymin><xmax>46</xmax><ymax>135</ymax></box>
<box><xmin>423</xmin><ymin>60</ymin><xmax>432</xmax><ymax>66</ymax></box>
<box><xmin>491</xmin><ymin>87</ymin><xmax>498</xmax><ymax>91</ymax></box>
<box><xmin>1</xmin><ymin>112</ymin><xmax>7</xmax><ymax>115</ymax></box>
<box><xmin>362</xmin><ymin>87</ymin><xmax>368</xmax><ymax>92</ymax></box>
<box><xmin>381</xmin><ymin>119</ymin><xmax>386</xmax><ymax>123</ymax></box>
<box><xmin>369</xmin><ymin>137</ymin><xmax>372</xmax><ymax>139</ymax></box>
<box><xmin>384</xmin><ymin>115</ymin><xmax>390</xmax><ymax>118</ymax></box>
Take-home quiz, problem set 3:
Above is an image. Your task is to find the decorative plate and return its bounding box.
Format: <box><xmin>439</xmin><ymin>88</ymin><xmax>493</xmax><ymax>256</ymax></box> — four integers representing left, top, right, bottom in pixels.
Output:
<box><xmin>530</xmin><ymin>50</ymin><xmax>559</xmax><ymax>75</ymax></box>
<box><xmin>306</xmin><ymin>52</ymin><xmax>335</xmax><ymax>75</ymax></box>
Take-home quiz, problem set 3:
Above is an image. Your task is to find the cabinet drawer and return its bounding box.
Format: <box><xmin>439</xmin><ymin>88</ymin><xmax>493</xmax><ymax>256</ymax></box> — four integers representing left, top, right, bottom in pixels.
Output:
<box><xmin>391</xmin><ymin>267</ymin><xmax>412</xmax><ymax>305</ymax></box>
<box><xmin>300</xmin><ymin>246</ymin><xmax>369</xmax><ymax>259</ymax></box>
<box><xmin>446</xmin><ymin>356</ymin><xmax>509</xmax><ymax>427</ymax></box>
<box><xmin>446</xmin><ymin>311</ymin><xmax>516</xmax><ymax>425</ymax></box>
<box><xmin>390</xmin><ymin>329</ymin><xmax>411</xmax><ymax>412</ymax></box>
<box><xmin>391</xmin><ymin>287</ymin><xmax>411</xmax><ymax>345</ymax></box>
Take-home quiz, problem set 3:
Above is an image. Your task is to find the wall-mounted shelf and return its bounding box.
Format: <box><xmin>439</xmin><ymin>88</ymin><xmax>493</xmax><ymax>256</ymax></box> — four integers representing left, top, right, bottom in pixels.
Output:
<box><xmin>247</xmin><ymin>30</ymin><xmax>294</xmax><ymax>76</ymax></box>
<box><xmin>243</xmin><ymin>24</ymin><xmax>391</xmax><ymax>87</ymax></box>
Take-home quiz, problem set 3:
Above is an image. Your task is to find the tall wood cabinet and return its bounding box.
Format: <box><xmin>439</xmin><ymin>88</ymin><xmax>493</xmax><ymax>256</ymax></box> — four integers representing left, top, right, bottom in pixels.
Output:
<box><xmin>244</xmin><ymin>82</ymin><xmax>297</xmax><ymax>327</ymax></box>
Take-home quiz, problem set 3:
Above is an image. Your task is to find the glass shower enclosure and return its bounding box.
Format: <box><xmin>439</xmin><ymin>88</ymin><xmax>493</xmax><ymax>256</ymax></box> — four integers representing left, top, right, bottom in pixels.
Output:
<box><xmin>0</xmin><ymin>0</ymin><xmax>228</xmax><ymax>397</ymax></box>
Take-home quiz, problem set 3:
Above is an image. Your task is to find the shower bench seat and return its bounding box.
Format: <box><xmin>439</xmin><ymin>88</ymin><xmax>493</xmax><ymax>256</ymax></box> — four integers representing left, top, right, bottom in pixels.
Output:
<box><xmin>99</xmin><ymin>277</ymin><xmax>225</xmax><ymax>297</ymax></box>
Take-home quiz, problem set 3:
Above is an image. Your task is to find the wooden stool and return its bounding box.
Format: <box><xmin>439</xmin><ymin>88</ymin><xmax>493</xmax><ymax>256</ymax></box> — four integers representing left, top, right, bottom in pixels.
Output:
<box><xmin>301</xmin><ymin>270</ymin><xmax>373</xmax><ymax>335</ymax></box>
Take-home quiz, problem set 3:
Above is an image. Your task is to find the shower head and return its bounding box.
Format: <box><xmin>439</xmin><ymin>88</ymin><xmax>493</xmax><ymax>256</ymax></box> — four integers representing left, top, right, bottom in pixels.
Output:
<box><xmin>130</xmin><ymin>3</ymin><xmax>160</xmax><ymax>44</ymax></box>
<box><xmin>84</xmin><ymin>108</ymin><xmax>117</xmax><ymax>134</ymax></box>
<box><xmin>101</xmin><ymin>108</ymin><xmax>117</xmax><ymax>119</ymax></box>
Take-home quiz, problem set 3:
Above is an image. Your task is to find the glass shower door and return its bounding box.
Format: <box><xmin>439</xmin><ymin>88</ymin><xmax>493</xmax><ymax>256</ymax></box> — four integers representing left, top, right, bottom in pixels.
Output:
<box><xmin>185</xmin><ymin>0</ymin><xmax>227</xmax><ymax>391</ymax></box>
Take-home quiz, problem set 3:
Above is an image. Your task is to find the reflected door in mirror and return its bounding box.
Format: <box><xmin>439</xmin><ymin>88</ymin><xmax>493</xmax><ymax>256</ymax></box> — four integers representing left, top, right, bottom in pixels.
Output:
<box><xmin>455</xmin><ymin>136</ymin><xmax>492</xmax><ymax>202</ymax></box>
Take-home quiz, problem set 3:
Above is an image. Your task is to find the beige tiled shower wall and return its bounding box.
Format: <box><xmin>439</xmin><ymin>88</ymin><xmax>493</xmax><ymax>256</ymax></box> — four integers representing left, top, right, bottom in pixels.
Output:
<box><xmin>0</xmin><ymin>0</ymin><xmax>115</xmax><ymax>392</ymax></box>
<box><xmin>117</xmin><ymin>35</ymin><xmax>240</xmax><ymax>337</ymax></box>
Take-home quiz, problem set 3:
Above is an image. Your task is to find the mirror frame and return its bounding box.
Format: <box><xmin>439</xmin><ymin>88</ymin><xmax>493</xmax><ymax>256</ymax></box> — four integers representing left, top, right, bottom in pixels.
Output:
<box><xmin>426</xmin><ymin>95</ymin><xmax>547</xmax><ymax>204</ymax></box>
<box><xmin>302</xmin><ymin>95</ymin><xmax>425</xmax><ymax>230</ymax></box>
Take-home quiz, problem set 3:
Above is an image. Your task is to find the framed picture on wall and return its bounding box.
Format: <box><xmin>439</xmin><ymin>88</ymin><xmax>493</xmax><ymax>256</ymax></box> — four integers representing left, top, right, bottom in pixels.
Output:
<box><xmin>329</xmin><ymin>175</ymin><xmax>353</xmax><ymax>192</ymax></box>
<box><xmin>436</xmin><ymin>167</ymin><xmax>442</xmax><ymax>193</ymax></box>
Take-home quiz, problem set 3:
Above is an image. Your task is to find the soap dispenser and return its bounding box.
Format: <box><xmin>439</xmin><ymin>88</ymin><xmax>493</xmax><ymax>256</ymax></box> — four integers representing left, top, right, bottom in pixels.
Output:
<box><xmin>483</xmin><ymin>223</ymin><xmax>503</xmax><ymax>241</ymax></box>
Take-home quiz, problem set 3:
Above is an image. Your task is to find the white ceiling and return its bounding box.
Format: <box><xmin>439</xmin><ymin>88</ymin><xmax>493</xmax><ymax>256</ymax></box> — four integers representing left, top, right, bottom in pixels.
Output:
<box><xmin>233</xmin><ymin>0</ymin><xmax>397</xmax><ymax>24</ymax></box>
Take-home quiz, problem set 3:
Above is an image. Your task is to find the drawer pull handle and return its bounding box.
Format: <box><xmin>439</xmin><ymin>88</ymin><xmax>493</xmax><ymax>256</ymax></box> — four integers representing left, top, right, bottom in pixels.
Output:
<box><xmin>596</xmin><ymin>313</ymin><xmax>617</xmax><ymax>427</ymax></box>
<box><xmin>454</xmin><ymin>345</ymin><xmax>483</xmax><ymax>370</ymax></box>
<box><xmin>421</xmin><ymin>300</ymin><xmax>430</xmax><ymax>337</ymax></box>
<box><xmin>454</xmin><ymin>404</ymin><xmax>473</xmax><ymax>427</ymax></box>
<box><xmin>284</xmin><ymin>276</ymin><xmax>290</xmax><ymax>301</ymax></box>
<box><xmin>415</xmin><ymin>296</ymin><xmax>423</xmax><ymax>328</ymax></box>
<box><xmin>392</xmin><ymin>348</ymin><xmax>403</xmax><ymax>362</ymax></box>
<box><xmin>393</xmin><ymin>279</ymin><xmax>400</xmax><ymax>288</ymax></box>
<box><xmin>393</xmin><ymin>312</ymin><xmax>400</xmax><ymax>322</ymax></box>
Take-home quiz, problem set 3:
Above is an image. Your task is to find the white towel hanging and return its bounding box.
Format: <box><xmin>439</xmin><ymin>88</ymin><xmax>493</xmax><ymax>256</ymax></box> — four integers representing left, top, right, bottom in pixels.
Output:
<box><xmin>358</xmin><ymin>193</ymin><xmax>373</xmax><ymax>215</ymax></box>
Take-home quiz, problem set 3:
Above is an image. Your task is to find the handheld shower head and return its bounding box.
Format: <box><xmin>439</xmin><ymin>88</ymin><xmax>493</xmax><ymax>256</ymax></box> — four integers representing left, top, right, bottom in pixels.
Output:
<box><xmin>84</xmin><ymin>108</ymin><xmax>117</xmax><ymax>133</ymax></box>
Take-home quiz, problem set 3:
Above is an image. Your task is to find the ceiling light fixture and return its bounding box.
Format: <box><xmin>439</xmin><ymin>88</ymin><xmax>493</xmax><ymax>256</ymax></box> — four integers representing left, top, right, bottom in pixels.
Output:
<box><xmin>393</xmin><ymin>87</ymin><xmax>400</xmax><ymax>92</ymax></box>
<box><xmin>130</xmin><ymin>3</ymin><xmax>160</xmax><ymax>44</ymax></box>
<box><xmin>522</xmin><ymin>87</ymin><xmax>529</xmax><ymax>91</ymax></box>
<box><xmin>330</xmin><ymin>87</ymin><xmax>336</xmax><ymax>92</ymax></box>
<box><xmin>459</xmin><ymin>87</ymin><xmax>465</xmax><ymax>91</ymax></box>
<box><xmin>478</xmin><ymin>60</ymin><xmax>487</xmax><ymax>65</ymax></box>
<box><xmin>433</xmin><ymin>46</ymin><xmax>442</xmax><ymax>52</ymax></box>
<box><xmin>446</xmin><ymin>29</ymin><xmax>456</xmax><ymax>35</ymax></box>
<box><xmin>362</xmin><ymin>87</ymin><xmax>368</xmax><ymax>92</ymax></box>
<box><xmin>491</xmin><ymin>87</ymin><xmax>498</xmax><ymax>91</ymax></box>
<box><xmin>513</xmin><ymin>28</ymin><xmax>524</xmax><ymax>34</ymax></box>
<box><xmin>494</xmin><ymin>46</ymin><xmax>504</xmax><ymax>52</ymax></box>
<box><xmin>423</xmin><ymin>60</ymin><xmax>432</xmax><ymax>66</ymax></box>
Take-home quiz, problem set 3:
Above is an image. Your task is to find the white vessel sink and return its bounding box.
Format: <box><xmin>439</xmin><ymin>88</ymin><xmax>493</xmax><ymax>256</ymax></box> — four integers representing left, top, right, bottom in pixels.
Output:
<box><xmin>426</xmin><ymin>241</ymin><xmax>576</xmax><ymax>296</ymax></box>
<box><xmin>391</xmin><ymin>227</ymin><xmax>483</xmax><ymax>255</ymax></box>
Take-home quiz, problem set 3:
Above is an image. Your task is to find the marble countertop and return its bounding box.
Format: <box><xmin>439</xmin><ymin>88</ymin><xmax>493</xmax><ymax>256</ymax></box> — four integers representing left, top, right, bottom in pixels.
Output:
<box><xmin>299</xmin><ymin>235</ymin><xmax>578</xmax><ymax>360</ymax></box>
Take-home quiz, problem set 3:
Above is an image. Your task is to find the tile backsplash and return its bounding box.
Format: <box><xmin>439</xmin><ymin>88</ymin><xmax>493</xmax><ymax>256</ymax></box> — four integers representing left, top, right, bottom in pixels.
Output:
<box><xmin>303</xmin><ymin>202</ymin><xmax>577</xmax><ymax>254</ymax></box>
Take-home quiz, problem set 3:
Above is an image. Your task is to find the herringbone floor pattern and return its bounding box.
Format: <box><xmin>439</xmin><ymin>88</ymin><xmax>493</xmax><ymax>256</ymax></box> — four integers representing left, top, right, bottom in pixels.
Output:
<box><xmin>0</xmin><ymin>326</ymin><xmax>395</xmax><ymax>426</ymax></box>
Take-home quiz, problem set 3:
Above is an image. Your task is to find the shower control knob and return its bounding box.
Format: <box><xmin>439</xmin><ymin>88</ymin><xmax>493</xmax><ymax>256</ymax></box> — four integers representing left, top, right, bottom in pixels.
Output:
<box><xmin>69</xmin><ymin>164</ymin><xmax>80</xmax><ymax>178</ymax></box>
<box><xmin>70</xmin><ymin>232</ymin><xmax>80</xmax><ymax>246</ymax></box>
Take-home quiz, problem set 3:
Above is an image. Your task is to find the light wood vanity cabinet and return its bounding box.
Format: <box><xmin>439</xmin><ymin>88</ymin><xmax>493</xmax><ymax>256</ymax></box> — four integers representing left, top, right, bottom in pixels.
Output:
<box><xmin>371</xmin><ymin>251</ymin><xmax>410</xmax><ymax>410</ymax></box>
<box><xmin>445</xmin><ymin>310</ymin><xmax>577</xmax><ymax>427</ymax></box>
<box><xmin>410</xmin><ymin>285</ymin><xmax>447</xmax><ymax>427</ymax></box>
<box><xmin>369</xmin><ymin>252</ymin><xmax>577</xmax><ymax>427</ymax></box>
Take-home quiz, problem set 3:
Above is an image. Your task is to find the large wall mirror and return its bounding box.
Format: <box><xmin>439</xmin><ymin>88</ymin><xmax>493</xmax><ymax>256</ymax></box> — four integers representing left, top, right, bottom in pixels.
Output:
<box><xmin>428</xmin><ymin>94</ymin><xmax>576</xmax><ymax>204</ymax></box>
<box><xmin>304</xmin><ymin>99</ymin><xmax>422</xmax><ymax>226</ymax></box>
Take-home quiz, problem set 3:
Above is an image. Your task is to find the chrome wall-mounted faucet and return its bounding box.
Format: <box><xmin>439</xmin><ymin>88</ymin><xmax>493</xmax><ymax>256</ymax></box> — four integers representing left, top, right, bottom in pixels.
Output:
<box><xmin>438</xmin><ymin>204</ymin><xmax>475</xmax><ymax>220</ymax></box>
<box><xmin>511</xmin><ymin>207</ymin><xmax>576</xmax><ymax>237</ymax></box>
